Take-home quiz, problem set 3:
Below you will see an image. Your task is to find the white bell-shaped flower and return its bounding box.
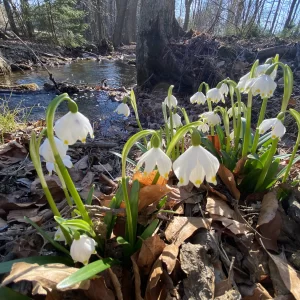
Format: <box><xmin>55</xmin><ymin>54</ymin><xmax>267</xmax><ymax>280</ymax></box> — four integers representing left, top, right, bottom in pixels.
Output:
<box><xmin>206</xmin><ymin>88</ymin><xmax>224</xmax><ymax>103</ymax></box>
<box><xmin>115</xmin><ymin>103</ymin><xmax>130</xmax><ymax>117</ymax></box>
<box><xmin>249</xmin><ymin>74</ymin><xmax>277</xmax><ymax>98</ymax></box>
<box><xmin>39</xmin><ymin>137</ymin><xmax>73</xmax><ymax>174</ymax></box>
<box><xmin>201</xmin><ymin>112</ymin><xmax>221</xmax><ymax>126</ymax></box>
<box><xmin>164</xmin><ymin>95</ymin><xmax>178</xmax><ymax>108</ymax></box>
<box><xmin>70</xmin><ymin>235</ymin><xmax>97</xmax><ymax>265</ymax></box>
<box><xmin>237</xmin><ymin>73</ymin><xmax>250</xmax><ymax>92</ymax></box>
<box><xmin>54</xmin><ymin>111</ymin><xmax>94</xmax><ymax>145</ymax></box>
<box><xmin>219</xmin><ymin>83</ymin><xmax>229</xmax><ymax>97</ymax></box>
<box><xmin>136</xmin><ymin>147</ymin><xmax>172</xmax><ymax>179</ymax></box>
<box><xmin>255</xmin><ymin>64</ymin><xmax>277</xmax><ymax>80</ymax></box>
<box><xmin>168</xmin><ymin>113</ymin><xmax>182</xmax><ymax>128</ymax></box>
<box><xmin>227</xmin><ymin>106</ymin><xmax>244</xmax><ymax>118</ymax></box>
<box><xmin>190</xmin><ymin>92</ymin><xmax>206</xmax><ymax>105</ymax></box>
<box><xmin>173</xmin><ymin>145</ymin><xmax>220</xmax><ymax>187</ymax></box>
<box><xmin>198</xmin><ymin>123</ymin><xmax>209</xmax><ymax>133</ymax></box>
<box><xmin>259</xmin><ymin>118</ymin><xmax>286</xmax><ymax>139</ymax></box>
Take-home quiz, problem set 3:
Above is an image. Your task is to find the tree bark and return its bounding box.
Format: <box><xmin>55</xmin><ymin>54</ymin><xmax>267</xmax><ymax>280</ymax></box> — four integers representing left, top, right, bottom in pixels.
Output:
<box><xmin>269</xmin><ymin>0</ymin><xmax>281</xmax><ymax>34</ymax></box>
<box><xmin>20</xmin><ymin>0</ymin><xmax>34</xmax><ymax>37</ymax></box>
<box><xmin>123</xmin><ymin>0</ymin><xmax>139</xmax><ymax>44</ymax></box>
<box><xmin>183</xmin><ymin>0</ymin><xmax>193</xmax><ymax>31</ymax></box>
<box><xmin>136</xmin><ymin>0</ymin><xmax>183</xmax><ymax>86</ymax></box>
<box><xmin>3</xmin><ymin>0</ymin><xmax>19</xmax><ymax>35</ymax></box>
<box><xmin>113</xmin><ymin>0</ymin><xmax>129</xmax><ymax>47</ymax></box>
<box><xmin>284</xmin><ymin>0</ymin><xmax>297</xmax><ymax>29</ymax></box>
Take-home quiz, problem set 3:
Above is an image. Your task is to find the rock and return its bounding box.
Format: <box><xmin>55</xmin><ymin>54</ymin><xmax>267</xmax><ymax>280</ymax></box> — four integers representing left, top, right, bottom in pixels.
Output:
<box><xmin>10</xmin><ymin>63</ymin><xmax>32</xmax><ymax>71</ymax></box>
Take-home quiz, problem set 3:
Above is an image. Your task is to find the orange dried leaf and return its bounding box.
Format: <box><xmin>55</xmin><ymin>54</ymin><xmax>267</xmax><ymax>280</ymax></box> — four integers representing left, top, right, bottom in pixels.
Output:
<box><xmin>206</xmin><ymin>196</ymin><xmax>236</xmax><ymax>219</ymax></box>
<box><xmin>133</xmin><ymin>170</ymin><xmax>167</xmax><ymax>186</ymax></box>
<box><xmin>161</xmin><ymin>244</ymin><xmax>179</xmax><ymax>274</ymax></box>
<box><xmin>218</xmin><ymin>165</ymin><xmax>240</xmax><ymax>200</ymax></box>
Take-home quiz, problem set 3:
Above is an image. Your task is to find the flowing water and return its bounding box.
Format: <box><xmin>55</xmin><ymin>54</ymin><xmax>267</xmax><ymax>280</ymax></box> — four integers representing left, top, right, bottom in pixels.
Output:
<box><xmin>0</xmin><ymin>60</ymin><xmax>136</xmax><ymax>131</ymax></box>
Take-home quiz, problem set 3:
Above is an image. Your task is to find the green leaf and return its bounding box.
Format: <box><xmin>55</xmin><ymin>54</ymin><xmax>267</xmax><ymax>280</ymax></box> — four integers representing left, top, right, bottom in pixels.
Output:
<box><xmin>86</xmin><ymin>185</ymin><xmax>94</xmax><ymax>205</ymax></box>
<box><xmin>0</xmin><ymin>287</ymin><xmax>31</xmax><ymax>300</ymax></box>
<box><xmin>116</xmin><ymin>236</ymin><xmax>129</xmax><ymax>245</ymax></box>
<box><xmin>135</xmin><ymin>219</ymin><xmax>159</xmax><ymax>250</ymax></box>
<box><xmin>24</xmin><ymin>217</ymin><xmax>70</xmax><ymax>256</ymax></box>
<box><xmin>0</xmin><ymin>256</ymin><xmax>73</xmax><ymax>275</ymax></box>
<box><xmin>277</xmin><ymin>155</ymin><xmax>300</xmax><ymax>179</ymax></box>
<box><xmin>157</xmin><ymin>196</ymin><xmax>167</xmax><ymax>210</ymax></box>
<box><xmin>60</xmin><ymin>219</ymin><xmax>93</xmax><ymax>234</ymax></box>
<box><xmin>216</xmin><ymin>125</ymin><xmax>225</xmax><ymax>147</ymax></box>
<box><xmin>258</xmin><ymin>158</ymin><xmax>280</xmax><ymax>191</ymax></box>
<box><xmin>57</xmin><ymin>258</ymin><xmax>118</xmax><ymax>290</ymax></box>
<box><xmin>135</xmin><ymin>142</ymin><xmax>148</xmax><ymax>153</ymax></box>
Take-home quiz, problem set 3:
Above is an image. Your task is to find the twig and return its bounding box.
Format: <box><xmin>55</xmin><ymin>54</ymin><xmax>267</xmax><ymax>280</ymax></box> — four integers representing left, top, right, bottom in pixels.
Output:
<box><xmin>108</xmin><ymin>268</ymin><xmax>123</xmax><ymax>300</ymax></box>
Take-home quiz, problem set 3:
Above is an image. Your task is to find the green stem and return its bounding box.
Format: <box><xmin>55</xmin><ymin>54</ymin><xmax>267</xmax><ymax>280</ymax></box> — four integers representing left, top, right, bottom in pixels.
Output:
<box><xmin>242</xmin><ymin>92</ymin><xmax>253</xmax><ymax>157</ymax></box>
<box><xmin>151</xmin><ymin>171</ymin><xmax>161</xmax><ymax>185</ymax></box>
<box><xmin>251</xmin><ymin>97</ymin><xmax>268</xmax><ymax>154</ymax></box>
<box><xmin>46</xmin><ymin>94</ymin><xmax>92</xmax><ymax>225</ymax></box>
<box><xmin>207</xmin><ymin>99</ymin><xmax>214</xmax><ymax>136</ymax></box>
<box><xmin>55</xmin><ymin>164</ymin><xmax>73</xmax><ymax>208</ymax></box>
<box><xmin>234</xmin><ymin>88</ymin><xmax>242</xmax><ymax>152</ymax></box>
<box><xmin>255</xmin><ymin>139</ymin><xmax>278</xmax><ymax>191</ymax></box>
<box><xmin>230</xmin><ymin>95</ymin><xmax>237</xmax><ymax>137</ymax></box>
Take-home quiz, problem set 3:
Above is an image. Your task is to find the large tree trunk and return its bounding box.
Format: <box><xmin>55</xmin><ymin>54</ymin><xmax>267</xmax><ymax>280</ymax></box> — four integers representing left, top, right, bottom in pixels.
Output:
<box><xmin>136</xmin><ymin>0</ymin><xmax>183</xmax><ymax>86</ymax></box>
<box><xmin>113</xmin><ymin>0</ymin><xmax>129</xmax><ymax>47</ymax></box>
<box><xmin>284</xmin><ymin>0</ymin><xmax>297</xmax><ymax>29</ymax></box>
<box><xmin>3</xmin><ymin>0</ymin><xmax>19</xmax><ymax>35</ymax></box>
<box><xmin>183</xmin><ymin>0</ymin><xmax>193</xmax><ymax>31</ymax></box>
<box><xmin>123</xmin><ymin>0</ymin><xmax>139</xmax><ymax>44</ymax></box>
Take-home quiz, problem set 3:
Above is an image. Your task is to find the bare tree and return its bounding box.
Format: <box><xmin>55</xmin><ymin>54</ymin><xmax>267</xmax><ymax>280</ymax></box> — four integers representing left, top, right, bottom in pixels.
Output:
<box><xmin>183</xmin><ymin>0</ymin><xmax>193</xmax><ymax>31</ymax></box>
<box><xmin>123</xmin><ymin>0</ymin><xmax>139</xmax><ymax>44</ymax></box>
<box><xmin>113</xmin><ymin>0</ymin><xmax>129</xmax><ymax>47</ymax></box>
<box><xmin>284</xmin><ymin>0</ymin><xmax>297</xmax><ymax>29</ymax></box>
<box><xmin>3</xmin><ymin>0</ymin><xmax>19</xmax><ymax>34</ymax></box>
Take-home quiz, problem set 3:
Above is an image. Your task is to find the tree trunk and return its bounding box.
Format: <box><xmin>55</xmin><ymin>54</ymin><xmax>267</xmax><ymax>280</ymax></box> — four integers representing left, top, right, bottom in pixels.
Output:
<box><xmin>183</xmin><ymin>0</ymin><xmax>193</xmax><ymax>31</ymax></box>
<box><xmin>20</xmin><ymin>0</ymin><xmax>34</xmax><ymax>37</ymax></box>
<box><xmin>284</xmin><ymin>0</ymin><xmax>297</xmax><ymax>29</ymax></box>
<box><xmin>113</xmin><ymin>0</ymin><xmax>129</xmax><ymax>47</ymax></box>
<box><xmin>136</xmin><ymin>0</ymin><xmax>183</xmax><ymax>86</ymax></box>
<box><xmin>3</xmin><ymin>0</ymin><xmax>19</xmax><ymax>35</ymax></box>
<box><xmin>123</xmin><ymin>0</ymin><xmax>139</xmax><ymax>44</ymax></box>
<box><xmin>269</xmin><ymin>0</ymin><xmax>281</xmax><ymax>34</ymax></box>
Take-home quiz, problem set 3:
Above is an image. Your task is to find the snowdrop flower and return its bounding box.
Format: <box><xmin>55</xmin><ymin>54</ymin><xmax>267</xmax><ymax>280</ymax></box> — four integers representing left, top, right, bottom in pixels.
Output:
<box><xmin>237</xmin><ymin>73</ymin><xmax>250</xmax><ymax>92</ymax></box>
<box><xmin>54</xmin><ymin>227</ymin><xmax>66</xmax><ymax>243</ymax></box>
<box><xmin>173</xmin><ymin>131</ymin><xmax>220</xmax><ymax>187</ymax></box>
<box><xmin>201</xmin><ymin>111</ymin><xmax>221</xmax><ymax>126</ymax></box>
<box><xmin>255</xmin><ymin>64</ymin><xmax>277</xmax><ymax>80</ymax></box>
<box><xmin>70</xmin><ymin>235</ymin><xmax>97</xmax><ymax>265</ymax></box>
<box><xmin>206</xmin><ymin>88</ymin><xmax>224</xmax><ymax>104</ymax></box>
<box><xmin>227</xmin><ymin>106</ymin><xmax>244</xmax><ymax>118</ymax></box>
<box><xmin>259</xmin><ymin>118</ymin><xmax>286</xmax><ymax>139</ymax></box>
<box><xmin>136</xmin><ymin>142</ymin><xmax>172</xmax><ymax>179</ymax></box>
<box><xmin>230</xmin><ymin>131</ymin><xmax>235</xmax><ymax>141</ymax></box>
<box><xmin>164</xmin><ymin>95</ymin><xmax>178</xmax><ymax>108</ymax></box>
<box><xmin>115</xmin><ymin>102</ymin><xmax>130</xmax><ymax>117</ymax></box>
<box><xmin>249</xmin><ymin>74</ymin><xmax>277</xmax><ymax>98</ymax></box>
<box><xmin>39</xmin><ymin>137</ymin><xmax>73</xmax><ymax>174</ymax></box>
<box><xmin>219</xmin><ymin>83</ymin><xmax>229</xmax><ymax>97</ymax></box>
<box><xmin>198</xmin><ymin>123</ymin><xmax>209</xmax><ymax>133</ymax></box>
<box><xmin>168</xmin><ymin>113</ymin><xmax>182</xmax><ymax>128</ymax></box>
<box><xmin>54</xmin><ymin>111</ymin><xmax>94</xmax><ymax>145</ymax></box>
<box><xmin>190</xmin><ymin>92</ymin><xmax>206</xmax><ymax>105</ymax></box>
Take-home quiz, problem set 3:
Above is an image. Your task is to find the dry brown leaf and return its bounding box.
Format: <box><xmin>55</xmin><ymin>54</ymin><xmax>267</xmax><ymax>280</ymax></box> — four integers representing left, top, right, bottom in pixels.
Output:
<box><xmin>81</xmin><ymin>172</ymin><xmax>95</xmax><ymax>188</ymax></box>
<box><xmin>7</xmin><ymin>208</ymin><xmax>41</xmax><ymax>223</ymax></box>
<box><xmin>84</xmin><ymin>277</ymin><xmax>115</xmax><ymax>300</ymax></box>
<box><xmin>257</xmin><ymin>191</ymin><xmax>281</xmax><ymax>251</ymax></box>
<box><xmin>145</xmin><ymin>258</ymin><xmax>163</xmax><ymax>300</ymax></box>
<box><xmin>131</xmin><ymin>253</ymin><xmax>143</xmax><ymax>300</ymax></box>
<box><xmin>206</xmin><ymin>197</ymin><xmax>236</xmax><ymax>219</ymax></box>
<box><xmin>212</xmin><ymin>216</ymin><xmax>250</xmax><ymax>235</ymax></box>
<box><xmin>233</xmin><ymin>157</ymin><xmax>247</xmax><ymax>176</ymax></box>
<box><xmin>242</xmin><ymin>283</ymin><xmax>272</xmax><ymax>300</ymax></box>
<box><xmin>257</xmin><ymin>191</ymin><xmax>278</xmax><ymax>226</ymax></box>
<box><xmin>161</xmin><ymin>244</ymin><xmax>179</xmax><ymax>274</ymax></box>
<box><xmin>0</xmin><ymin>141</ymin><xmax>28</xmax><ymax>169</ymax></box>
<box><xmin>133</xmin><ymin>170</ymin><xmax>167</xmax><ymax>186</ymax></box>
<box><xmin>137</xmin><ymin>235</ymin><xmax>165</xmax><ymax>275</ymax></box>
<box><xmin>138</xmin><ymin>184</ymin><xmax>173</xmax><ymax>211</ymax></box>
<box><xmin>268</xmin><ymin>252</ymin><xmax>300</xmax><ymax>300</ymax></box>
<box><xmin>1</xmin><ymin>262</ymin><xmax>90</xmax><ymax>292</ymax></box>
<box><xmin>165</xmin><ymin>216</ymin><xmax>211</xmax><ymax>245</ymax></box>
<box><xmin>0</xmin><ymin>217</ymin><xmax>7</xmax><ymax>228</ymax></box>
<box><xmin>218</xmin><ymin>165</ymin><xmax>240</xmax><ymax>200</ymax></box>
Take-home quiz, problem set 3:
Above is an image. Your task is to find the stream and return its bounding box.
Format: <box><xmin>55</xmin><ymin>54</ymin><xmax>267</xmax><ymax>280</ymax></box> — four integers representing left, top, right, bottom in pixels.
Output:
<box><xmin>0</xmin><ymin>60</ymin><xmax>136</xmax><ymax>134</ymax></box>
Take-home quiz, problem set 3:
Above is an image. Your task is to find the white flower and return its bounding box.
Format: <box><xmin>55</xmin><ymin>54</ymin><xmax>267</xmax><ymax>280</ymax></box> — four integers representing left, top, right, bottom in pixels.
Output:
<box><xmin>54</xmin><ymin>227</ymin><xmax>66</xmax><ymax>243</ymax></box>
<box><xmin>190</xmin><ymin>92</ymin><xmax>206</xmax><ymax>105</ymax></box>
<box><xmin>70</xmin><ymin>235</ymin><xmax>97</xmax><ymax>265</ymax></box>
<box><xmin>237</xmin><ymin>73</ymin><xmax>250</xmax><ymax>92</ymax></box>
<box><xmin>168</xmin><ymin>113</ymin><xmax>182</xmax><ymax>128</ymax></box>
<box><xmin>115</xmin><ymin>103</ymin><xmax>130</xmax><ymax>117</ymax></box>
<box><xmin>136</xmin><ymin>147</ymin><xmax>172</xmax><ymax>179</ymax></box>
<box><xmin>39</xmin><ymin>137</ymin><xmax>73</xmax><ymax>174</ymax></box>
<box><xmin>54</xmin><ymin>112</ymin><xmax>94</xmax><ymax>145</ymax></box>
<box><xmin>255</xmin><ymin>64</ymin><xmax>277</xmax><ymax>80</ymax></box>
<box><xmin>229</xmin><ymin>131</ymin><xmax>234</xmax><ymax>141</ymax></box>
<box><xmin>259</xmin><ymin>118</ymin><xmax>286</xmax><ymax>139</ymax></box>
<box><xmin>164</xmin><ymin>95</ymin><xmax>178</xmax><ymax>108</ymax></box>
<box><xmin>219</xmin><ymin>83</ymin><xmax>229</xmax><ymax>97</ymax></box>
<box><xmin>173</xmin><ymin>145</ymin><xmax>220</xmax><ymax>187</ymax></box>
<box><xmin>227</xmin><ymin>106</ymin><xmax>244</xmax><ymax>118</ymax></box>
<box><xmin>206</xmin><ymin>88</ymin><xmax>224</xmax><ymax>103</ymax></box>
<box><xmin>201</xmin><ymin>112</ymin><xmax>221</xmax><ymax>126</ymax></box>
<box><xmin>198</xmin><ymin>123</ymin><xmax>209</xmax><ymax>133</ymax></box>
<box><xmin>249</xmin><ymin>74</ymin><xmax>277</xmax><ymax>98</ymax></box>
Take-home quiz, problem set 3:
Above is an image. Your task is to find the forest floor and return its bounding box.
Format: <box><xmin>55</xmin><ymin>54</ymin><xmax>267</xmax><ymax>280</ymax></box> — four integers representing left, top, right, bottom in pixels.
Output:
<box><xmin>0</xmin><ymin>35</ymin><xmax>300</xmax><ymax>299</ymax></box>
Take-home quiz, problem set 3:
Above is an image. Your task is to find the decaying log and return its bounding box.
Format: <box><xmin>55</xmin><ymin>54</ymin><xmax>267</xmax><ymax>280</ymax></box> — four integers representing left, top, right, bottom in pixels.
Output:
<box><xmin>257</xmin><ymin>44</ymin><xmax>297</xmax><ymax>60</ymax></box>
